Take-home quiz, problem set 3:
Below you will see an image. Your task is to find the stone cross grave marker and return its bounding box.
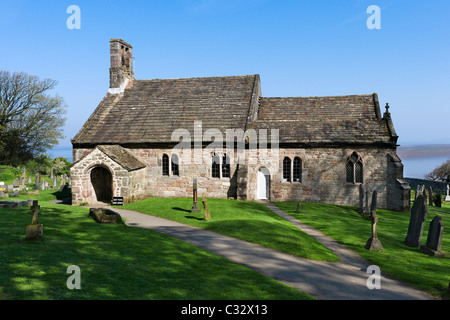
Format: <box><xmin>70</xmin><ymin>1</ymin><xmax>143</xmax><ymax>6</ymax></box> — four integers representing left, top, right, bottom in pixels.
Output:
<box><xmin>405</xmin><ymin>195</ymin><xmax>428</xmax><ymax>247</ymax></box>
<box><xmin>420</xmin><ymin>215</ymin><xmax>445</xmax><ymax>257</ymax></box>
<box><xmin>26</xmin><ymin>200</ymin><xmax>44</xmax><ymax>241</ymax></box>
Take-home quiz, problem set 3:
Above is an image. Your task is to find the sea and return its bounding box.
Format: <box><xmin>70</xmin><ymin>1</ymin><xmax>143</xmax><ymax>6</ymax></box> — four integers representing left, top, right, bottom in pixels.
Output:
<box><xmin>47</xmin><ymin>144</ymin><xmax>450</xmax><ymax>180</ymax></box>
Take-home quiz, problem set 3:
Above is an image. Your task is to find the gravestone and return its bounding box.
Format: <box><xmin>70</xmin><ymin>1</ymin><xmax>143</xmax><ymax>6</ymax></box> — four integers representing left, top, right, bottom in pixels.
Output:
<box><xmin>296</xmin><ymin>200</ymin><xmax>301</xmax><ymax>213</ymax></box>
<box><xmin>445</xmin><ymin>185</ymin><xmax>450</xmax><ymax>202</ymax></box>
<box><xmin>428</xmin><ymin>187</ymin><xmax>433</xmax><ymax>206</ymax></box>
<box><xmin>27</xmin><ymin>176</ymin><xmax>32</xmax><ymax>184</ymax></box>
<box><xmin>420</xmin><ymin>216</ymin><xmax>445</xmax><ymax>257</ymax></box>
<box><xmin>191</xmin><ymin>178</ymin><xmax>199</xmax><ymax>213</ymax></box>
<box><xmin>365</xmin><ymin>207</ymin><xmax>383</xmax><ymax>251</ymax></box>
<box><xmin>34</xmin><ymin>173</ymin><xmax>40</xmax><ymax>190</ymax></box>
<box><xmin>13</xmin><ymin>178</ymin><xmax>20</xmax><ymax>188</ymax></box>
<box><xmin>364</xmin><ymin>189</ymin><xmax>370</xmax><ymax>215</ymax></box>
<box><xmin>202</xmin><ymin>193</ymin><xmax>211</xmax><ymax>221</ymax></box>
<box><xmin>89</xmin><ymin>208</ymin><xmax>122</xmax><ymax>224</ymax></box>
<box><xmin>405</xmin><ymin>195</ymin><xmax>428</xmax><ymax>247</ymax></box>
<box><xmin>53</xmin><ymin>176</ymin><xmax>57</xmax><ymax>188</ymax></box>
<box><xmin>25</xmin><ymin>200</ymin><xmax>43</xmax><ymax>241</ymax></box>
<box><xmin>359</xmin><ymin>184</ymin><xmax>364</xmax><ymax>213</ymax></box>
<box><xmin>370</xmin><ymin>190</ymin><xmax>377</xmax><ymax>215</ymax></box>
<box><xmin>41</xmin><ymin>179</ymin><xmax>46</xmax><ymax>190</ymax></box>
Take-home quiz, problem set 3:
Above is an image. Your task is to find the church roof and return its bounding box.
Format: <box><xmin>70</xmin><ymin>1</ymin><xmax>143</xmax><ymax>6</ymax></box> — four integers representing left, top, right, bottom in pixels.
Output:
<box><xmin>251</xmin><ymin>94</ymin><xmax>394</xmax><ymax>145</ymax></box>
<box><xmin>72</xmin><ymin>75</ymin><xmax>259</xmax><ymax>145</ymax></box>
<box><xmin>72</xmin><ymin>74</ymin><xmax>397</xmax><ymax>147</ymax></box>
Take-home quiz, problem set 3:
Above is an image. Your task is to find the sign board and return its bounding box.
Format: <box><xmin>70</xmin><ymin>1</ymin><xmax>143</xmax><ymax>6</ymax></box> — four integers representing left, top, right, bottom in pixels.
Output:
<box><xmin>112</xmin><ymin>197</ymin><xmax>124</xmax><ymax>206</ymax></box>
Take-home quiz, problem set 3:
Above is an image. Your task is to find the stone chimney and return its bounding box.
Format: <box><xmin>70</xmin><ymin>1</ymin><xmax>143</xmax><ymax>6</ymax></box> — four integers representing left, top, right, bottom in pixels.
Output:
<box><xmin>109</xmin><ymin>38</ymin><xmax>134</xmax><ymax>94</ymax></box>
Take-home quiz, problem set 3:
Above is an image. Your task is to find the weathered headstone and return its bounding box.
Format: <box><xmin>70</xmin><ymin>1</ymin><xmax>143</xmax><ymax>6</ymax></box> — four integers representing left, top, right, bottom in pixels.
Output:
<box><xmin>405</xmin><ymin>195</ymin><xmax>428</xmax><ymax>247</ymax></box>
<box><xmin>25</xmin><ymin>200</ymin><xmax>43</xmax><ymax>241</ymax></box>
<box><xmin>41</xmin><ymin>179</ymin><xmax>46</xmax><ymax>190</ymax></box>
<box><xmin>296</xmin><ymin>201</ymin><xmax>301</xmax><ymax>213</ymax></box>
<box><xmin>445</xmin><ymin>185</ymin><xmax>450</xmax><ymax>202</ymax></box>
<box><xmin>428</xmin><ymin>187</ymin><xmax>433</xmax><ymax>206</ymax></box>
<box><xmin>34</xmin><ymin>173</ymin><xmax>40</xmax><ymax>190</ymax></box>
<box><xmin>53</xmin><ymin>176</ymin><xmax>57</xmax><ymax>188</ymax></box>
<box><xmin>364</xmin><ymin>189</ymin><xmax>370</xmax><ymax>215</ymax></box>
<box><xmin>13</xmin><ymin>178</ymin><xmax>20</xmax><ymax>188</ymax></box>
<box><xmin>202</xmin><ymin>193</ymin><xmax>211</xmax><ymax>221</ymax></box>
<box><xmin>89</xmin><ymin>208</ymin><xmax>122</xmax><ymax>224</ymax></box>
<box><xmin>27</xmin><ymin>176</ymin><xmax>32</xmax><ymax>184</ymax></box>
<box><xmin>370</xmin><ymin>190</ymin><xmax>377</xmax><ymax>215</ymax></box>
<box><xmin>359</xmin><ymin>184</ymin><xmax>364</xmax><ymax>213</ymax></box>
<box><xmin>365</xmin><ymin>208</ymin><xmax>383</xmax><ymax>251</ymax></box>
<box><xmin>191</xmin><ymin>178</ymin><xmax>199</xmax><ymax>213</ymax></box>
<box><xmin>420</xmin><ymin>216</ymin><xmax>445</xmax><ymax>257</ymax></box>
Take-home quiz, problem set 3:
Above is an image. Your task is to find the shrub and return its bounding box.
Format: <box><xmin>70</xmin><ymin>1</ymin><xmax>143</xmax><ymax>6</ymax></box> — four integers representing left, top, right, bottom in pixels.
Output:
<box><xmin>0</xmin><ymin>165</ymin><xmax>20</xmax><ymax>182</ymax></box>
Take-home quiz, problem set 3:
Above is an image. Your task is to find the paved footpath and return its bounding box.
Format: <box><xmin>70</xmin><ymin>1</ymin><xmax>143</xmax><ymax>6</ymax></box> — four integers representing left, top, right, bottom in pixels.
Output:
<box><xmin>108</xmin><ymin>204</ymin><xmax>435</xmax><ymax>300</ymax></box>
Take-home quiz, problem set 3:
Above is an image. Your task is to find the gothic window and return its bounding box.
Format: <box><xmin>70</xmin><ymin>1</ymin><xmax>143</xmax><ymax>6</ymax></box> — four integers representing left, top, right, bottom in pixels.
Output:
<box><xmin>212</xmin><ymin>153</ymin><xmax>220</xmax><ymax>178</ymax></box>
<box><xmin>293</xmin><ymin>157</ymin><xmax>302</xmax><ymax>183</ymax></box>
<box><xmin>222</xmin><ymin>154</ymin><xmax>230</xmax><ymax>178</ymax></box>
<box><xmin>346</xmin><ymin>152</ymin><xmax>363</xmax><ymax>183</ymax></box>
<box><xmin>283</xmin><ymin>157</ymin><xmax>291</xmax><ymax>182</ymax></box>
<box><xmin>162</xmin><ymin>154</ymin><xmax>169</xmax><ymax>176</ymax></box>
<box><xmin>171</xmin><ymin>154</ymin><xmax>179</xmax><ymax>176</ymax></box>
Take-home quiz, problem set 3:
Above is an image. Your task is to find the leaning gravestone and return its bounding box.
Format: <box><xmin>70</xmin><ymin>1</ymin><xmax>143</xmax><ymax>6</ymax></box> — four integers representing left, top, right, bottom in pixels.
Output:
<box><xmin>420</xmin><ymin>216</ymin><xmax>445</xmax><ymax>257</ymax></box>
<box><xmin>13</xmin><ymin>178</ymin><xmax>20</xmax><ymax>188</ymax></box>
<box><xmin>405</xmin><ymin>195</ymin><xmax>428</xmax><ymax>247</ymax></box>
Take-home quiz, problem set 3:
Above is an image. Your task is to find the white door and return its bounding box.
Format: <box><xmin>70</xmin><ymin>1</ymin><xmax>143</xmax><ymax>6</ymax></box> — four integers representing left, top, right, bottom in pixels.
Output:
<box><xmin>257</xmin><ymin>168</ymin><xmax>270</xmax><ymax>199</ymax></box>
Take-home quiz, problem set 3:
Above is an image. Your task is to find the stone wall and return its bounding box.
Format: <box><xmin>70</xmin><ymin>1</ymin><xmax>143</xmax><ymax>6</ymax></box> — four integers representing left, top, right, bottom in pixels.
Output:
<box><xmin>71</xmin><ymin>145</ymin><xmax>410</xmax><ymax>210</ymax></box>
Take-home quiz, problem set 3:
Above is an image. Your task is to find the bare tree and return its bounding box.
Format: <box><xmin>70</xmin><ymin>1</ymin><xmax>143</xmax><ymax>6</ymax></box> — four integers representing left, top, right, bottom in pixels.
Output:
<box><xmin>425</xmin><ymin>159</ymin><xmax>450</xmax><ymax>181</ymax></box>
<box><xmin>0</xmin><ymin>70</ymin><xmax>67</xmax><ymax>165</ymax></box>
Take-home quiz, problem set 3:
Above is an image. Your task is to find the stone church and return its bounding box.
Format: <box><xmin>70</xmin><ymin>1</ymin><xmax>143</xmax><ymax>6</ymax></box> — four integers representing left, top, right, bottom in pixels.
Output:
<box><xmin>70</xmin><ymin>38</ymin><xmax>410</xmax><ymax>211</ymax></box>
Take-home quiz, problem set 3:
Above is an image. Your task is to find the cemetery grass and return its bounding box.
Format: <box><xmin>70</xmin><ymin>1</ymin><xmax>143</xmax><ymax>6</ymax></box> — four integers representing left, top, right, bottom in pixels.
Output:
<box><xmin>117</xmin><ymin>198</ymin><xmax>339</xmax><ymax>262</ymax></box>
<box><xmin>274</xmin><ymin>201</ymin><xmax>450</xmax><ymax>299</ymax></box>
<box><xmin>0</xmin><ymin>201</ymin><xmax>315</xmax><ymax>300</ymax></box>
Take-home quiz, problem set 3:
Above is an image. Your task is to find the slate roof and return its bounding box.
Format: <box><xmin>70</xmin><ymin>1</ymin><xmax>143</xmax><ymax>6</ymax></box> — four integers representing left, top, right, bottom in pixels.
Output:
<box><xmin>72</xmin><ymin>74</ymin><xmax>397</xmax><ymax>147</ymax></box>
<box><xmin>72</xmin><ymin>75</ymin><xmax>259</xmax><ymax>144</ymax></box>
<box><xmin>251</xmin><ymin>94</ymin><xmax>394</xmax><ymax>145</ymax></box>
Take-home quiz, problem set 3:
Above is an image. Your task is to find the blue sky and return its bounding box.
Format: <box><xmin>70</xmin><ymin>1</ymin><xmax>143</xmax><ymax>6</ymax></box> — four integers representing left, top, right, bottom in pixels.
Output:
<box><xmin>1</xmin><ymin>0</ymin><xmax>449</xmax><ymax>160</ymax></box>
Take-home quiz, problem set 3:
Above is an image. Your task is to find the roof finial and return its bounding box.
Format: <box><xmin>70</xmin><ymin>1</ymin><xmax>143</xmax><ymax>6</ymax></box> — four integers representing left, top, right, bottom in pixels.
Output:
<box><xmin>384</xmin><ymin>103</ymin><xmax>391</xmax><ymax>118</ymax></box>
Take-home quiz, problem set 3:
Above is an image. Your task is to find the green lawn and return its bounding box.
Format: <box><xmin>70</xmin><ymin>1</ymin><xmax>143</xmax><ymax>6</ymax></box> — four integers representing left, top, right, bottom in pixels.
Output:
<box><xmin>117</xmin><ymin>198</ymin><xmax>339</xmax><ymax>262</ymax></box>
<box><xmin>273</xmin><ymin>201</ymin><xmax>450</xmax><ymax>298</ymax></box>
<box><xmin>0</xmin><ymin>200</ymin><xmax>314</xmax><ymax>300</ymax></box>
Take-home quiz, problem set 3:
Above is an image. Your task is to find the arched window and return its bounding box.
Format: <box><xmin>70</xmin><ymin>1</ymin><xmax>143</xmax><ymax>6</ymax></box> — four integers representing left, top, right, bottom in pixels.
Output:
<box><xmin>293</xmin><ymin>157</ymin><xmax>302</xmax><ymax>183</ymax></box>
<box><xmin>222</xmin><ymin>154</ymin><xmax>230</xmax><ymax>178</ymax></box>
<box><xmin>346</xmin><ymin>152</ymin><xmax>363</xmax><ymax>183</ymax></box>
<box><xmin>171</xmin><ymin>154</ymin><xmax>179</xmax><ymax>176</ymax></box>
<box><xmin>212</xmin><ymin>153</ymin><xmax>220</xmax><ymax>178</ymax></box>
<box><xmin>162</xmin><ymin>154</ymin><xmax>169</xmax><ymax>176</ymax></box>
<box><xmin>283</xmin><ymin>157</ymin><xmax>291</xmax><ymax>182</ymax></box>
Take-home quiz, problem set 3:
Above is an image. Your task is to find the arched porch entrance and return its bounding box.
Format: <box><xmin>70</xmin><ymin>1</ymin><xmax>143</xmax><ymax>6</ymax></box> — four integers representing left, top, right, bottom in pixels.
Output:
<box><xmin>90</xmin><ymin>166</ymin><xmax>113</xmax><ymax>203</ymax></box>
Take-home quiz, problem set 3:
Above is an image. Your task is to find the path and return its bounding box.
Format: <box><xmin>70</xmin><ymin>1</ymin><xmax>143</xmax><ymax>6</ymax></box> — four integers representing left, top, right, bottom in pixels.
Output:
<box><xmin>106</xmin><ymin>203</ymin><xmax>435</xmax><ymax>300</ymax></box>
